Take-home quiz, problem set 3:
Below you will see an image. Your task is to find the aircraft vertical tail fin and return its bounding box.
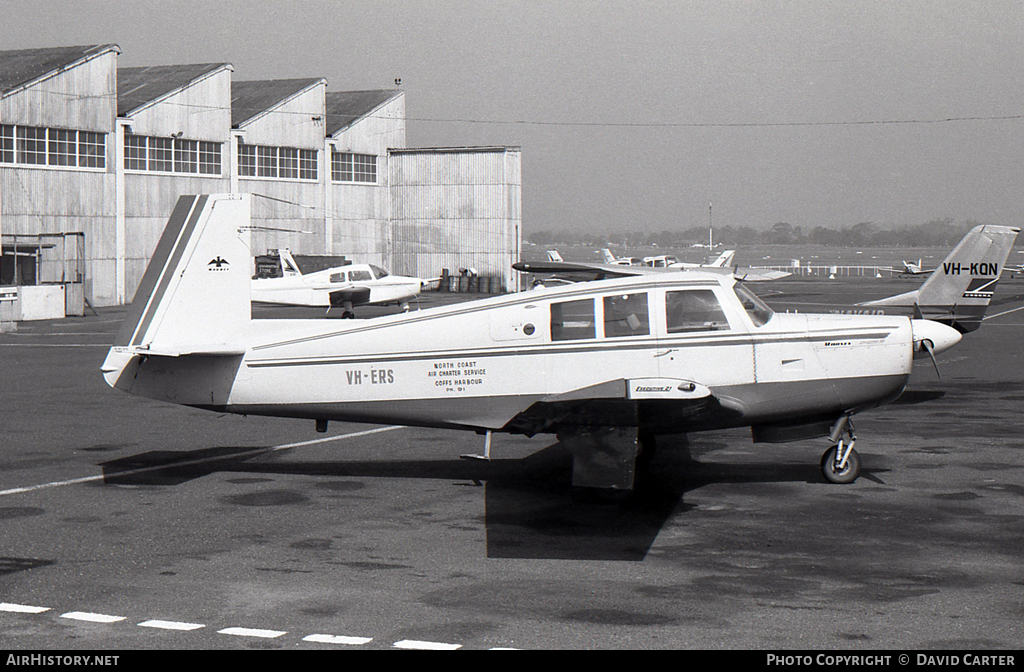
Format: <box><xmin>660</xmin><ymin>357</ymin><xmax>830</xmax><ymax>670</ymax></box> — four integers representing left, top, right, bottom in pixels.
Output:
<box><xmin>279</xmin><ymin>248</ymin><xmax>303</xmax><ymax>276</ymax></box>
<box><xmin>865</xmin><ymin>224</ymin><xmax>1019</xmax><ymax>332</ymax></box>
<box><xmin>112</xmin><ymin>193</ymin><xmax>252</xmax><ymax>355</ymax></box>
<box><xmin>709</xmin><ymin>250</ymin><xmax>735</xmax><ymax>267</ymax></box>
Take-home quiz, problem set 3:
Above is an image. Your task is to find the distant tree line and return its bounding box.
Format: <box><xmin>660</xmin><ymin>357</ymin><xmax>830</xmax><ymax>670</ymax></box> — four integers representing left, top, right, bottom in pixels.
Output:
<box><xmin>527</xmin><ymin>218</ymin><xmax>1015</xmax><ymax>249</ymax></box>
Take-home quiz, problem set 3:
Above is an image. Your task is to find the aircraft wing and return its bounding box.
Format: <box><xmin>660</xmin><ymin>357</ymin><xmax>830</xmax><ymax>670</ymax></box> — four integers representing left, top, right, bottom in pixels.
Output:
<box><xmin>512</xmin><ymin>260</ymin><xmax>653</xmax><ymax>280</ymax></box>
<box><xmin>513</xmin><ymin>260</ymin><xmax>789</xmax><ymax>283</ymax></box>
<box><xmin>501</xmin><ymin>377</ymin><xmax>745</xmax><ymax>437</ymax></box>
<box><xmin>731</xmin><ymin>266</ymin><xmax>792</xmax><ymax>282</ymax></box>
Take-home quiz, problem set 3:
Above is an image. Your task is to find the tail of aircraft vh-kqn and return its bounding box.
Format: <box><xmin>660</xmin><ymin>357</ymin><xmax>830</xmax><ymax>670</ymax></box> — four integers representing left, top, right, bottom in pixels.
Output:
<box><xmin>103</xmin><ymin>195</ymin><xmax>252</xmax><ymax>390</ymax></box>
<box><xmin>862</xmin><ymin>224</ymin><xmax>1019</xmax><ymax>333</ymax></box>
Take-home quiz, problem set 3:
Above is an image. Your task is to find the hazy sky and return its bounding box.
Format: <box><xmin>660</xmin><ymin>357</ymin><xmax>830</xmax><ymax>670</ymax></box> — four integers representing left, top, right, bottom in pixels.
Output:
<box><xmin>3</xmin><ymin>0</ymin><xmax>1023</xmax><ymax>234</ymax></box>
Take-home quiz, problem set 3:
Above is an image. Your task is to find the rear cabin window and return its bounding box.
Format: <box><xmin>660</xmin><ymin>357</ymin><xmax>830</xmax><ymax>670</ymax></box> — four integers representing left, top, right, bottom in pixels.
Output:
<box><xmin>665</xmin><ymin>290</ymin><xmax>730</xmax><ymax>333</ymax></box>
<box><xmin>603</xmin><ymin>293</ymin><xmax>649</xmax><ymax>337</ymax></box>
<box><xmin>551</xmin><ymin>299</ymin><xmax>596</xmax><ymax>341</ymax></box>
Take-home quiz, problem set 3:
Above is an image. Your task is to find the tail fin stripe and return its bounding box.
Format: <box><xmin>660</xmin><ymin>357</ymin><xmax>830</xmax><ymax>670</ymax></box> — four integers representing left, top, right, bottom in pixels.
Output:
<box><xmin>113</xmin><ymin>195</ymin><xmax>207</xmax><ymax>347</ymax></box>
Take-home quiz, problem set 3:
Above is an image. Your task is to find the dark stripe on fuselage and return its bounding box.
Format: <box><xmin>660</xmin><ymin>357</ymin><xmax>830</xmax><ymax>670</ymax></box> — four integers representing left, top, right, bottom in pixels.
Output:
<box><xmin>128</xmin><ymin>196</ymin><xmax>208</xmax><ymax>348</ymax></box>
<box><xmin>244</xmin><ymin>328</ymin><xmax>896</xmax><ymax>369</ymax></box>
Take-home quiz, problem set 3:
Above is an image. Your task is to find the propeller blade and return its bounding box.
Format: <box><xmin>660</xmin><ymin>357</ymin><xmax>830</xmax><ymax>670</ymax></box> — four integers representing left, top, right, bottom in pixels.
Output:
<box><xmin>923</xmin><ymin>339</ymin><xmax>941</xmax><ymax>378</ymax></box>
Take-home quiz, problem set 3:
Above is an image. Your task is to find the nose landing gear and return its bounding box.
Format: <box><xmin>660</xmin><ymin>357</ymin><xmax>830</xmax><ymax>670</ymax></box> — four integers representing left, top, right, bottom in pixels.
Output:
<box><xmin>821</xmin><ymin>415</ymin><xmax>860</xmax><ymax>484</ymax></box>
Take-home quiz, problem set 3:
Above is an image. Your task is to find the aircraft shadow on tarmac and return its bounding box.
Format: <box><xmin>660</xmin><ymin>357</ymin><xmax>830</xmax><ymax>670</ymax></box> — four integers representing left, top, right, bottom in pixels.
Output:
<box><xmin>98</xmin><ymin>436</ymin><xmax>886</xmax><ymax>562</ymax></box>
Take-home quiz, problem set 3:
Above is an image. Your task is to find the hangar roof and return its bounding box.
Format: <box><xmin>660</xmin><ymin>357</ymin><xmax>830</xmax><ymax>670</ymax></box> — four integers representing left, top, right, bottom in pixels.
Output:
<box><xmin>230</xmin><ymin>78</ymin><xmax>325</xmax><ymax>128</ymax></box>
<box><xmin>0</xmin><ymin>44</ymin><xmax>120</xmax><ymax>97</ymax></box>
<box><xmin>325</xmin><ymin>89</ymin><xmax>402</xmax><ymax>136</ymax></box>
<box><xmin>117</xmin><ymin>63</ymin><xmax>232</xmax><ymax>116</ymax></box>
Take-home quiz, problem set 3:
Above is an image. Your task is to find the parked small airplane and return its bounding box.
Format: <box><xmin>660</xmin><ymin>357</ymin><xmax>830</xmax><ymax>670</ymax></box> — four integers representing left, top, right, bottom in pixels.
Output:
<box><xmin>103</xmin><ymin>194</ymin><xmax>967</xmax><ymax>492</ymax></box>
<box><xmin>762</xmin><ymin>224</ymin><xmax>1019</xmax><ymax>335</ymax></box>
<box><xmin>546</xmin><ymin>250</ymin><xmax>564</xmax><ymax>262</ymax></box>
<box><xmin>670</xmin><ymin>249</ymin><xmax>736</xmax><ymax>269</ymax></box>
<box><xmin>599</xmin><ymin>248</ymin><xmax>735</xmax><ymax>269</ymax></box>
<box><xmin>878</xmin><ymin>258</ymin><xmax>932</xmax><ymax>276</ymax></box>
<box><xmin>599</xmin><ymin>248</ymin><xmax>643</xmax><ymax>266</ymax></box>
<box><xmin>250</xmin><ymin>248</ymin><xmax>428</xmax><ymax>318</ymax></box>
<box><xmin>899</xmin><ymin>259</ymin><xmax>931</xmax><ymax>275</ymax></box>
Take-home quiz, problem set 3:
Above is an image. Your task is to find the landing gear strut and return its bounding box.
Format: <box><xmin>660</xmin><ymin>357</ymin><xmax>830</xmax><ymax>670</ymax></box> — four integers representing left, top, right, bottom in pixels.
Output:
<box><xmin>821</xmin><ymin>415</ymin><xmax>860</xmax><ymax>484</ymax></box>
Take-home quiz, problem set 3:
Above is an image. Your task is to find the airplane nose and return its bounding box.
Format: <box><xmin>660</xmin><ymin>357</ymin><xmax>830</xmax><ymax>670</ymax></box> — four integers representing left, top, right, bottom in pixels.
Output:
<box><xmin>910</xmin><ymin>319</ymin><xmax>962</xmax><ymax>358</ymax></box>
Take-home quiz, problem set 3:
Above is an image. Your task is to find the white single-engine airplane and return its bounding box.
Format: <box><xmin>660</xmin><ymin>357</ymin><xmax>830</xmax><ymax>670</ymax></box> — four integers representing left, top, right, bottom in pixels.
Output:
<box><xmin>599</xmin><ymin>248</ymin><xmax>643</xmax><ymax>266</ymax></box>
<box><xmin>251</xmin><ymin>248</ymin><xmax>428</xmax><ymax>318</ymax></box>
<box><xmin>104</xmin><ymin>194</ymin><xmax>966</xmax><ymax>492</ymax></box>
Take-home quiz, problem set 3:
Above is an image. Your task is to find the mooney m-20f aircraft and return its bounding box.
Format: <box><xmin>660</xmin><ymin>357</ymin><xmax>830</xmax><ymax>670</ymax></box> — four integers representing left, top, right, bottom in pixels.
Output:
<box><xmin>104</xmin><ymin>194</ymin><xmax>970</xmax><ymax>491</ymax></box>
<box><xmin>251</xmin><ymin>248</ymin><xmax>428</xmax><ymax>318</ymax></box>
<box><xmin>762</xmin><ymin>224</ymin><xmax>1019</xmax><ymax>336</ymax></box>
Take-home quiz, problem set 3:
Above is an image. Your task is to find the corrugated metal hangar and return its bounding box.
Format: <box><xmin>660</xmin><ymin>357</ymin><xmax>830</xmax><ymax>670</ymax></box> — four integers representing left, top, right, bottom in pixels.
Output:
<box><xmin>0</xmin><ymin>44</ymin><xmax>522</xmax><ymax>315</ymax></box>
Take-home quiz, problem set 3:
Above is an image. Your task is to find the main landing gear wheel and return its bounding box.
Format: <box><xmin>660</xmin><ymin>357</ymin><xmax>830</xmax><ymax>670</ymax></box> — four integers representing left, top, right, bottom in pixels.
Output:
<box><xmin>820</xmin><ymin>443</ymin><xmax>861</xmax><ymax>484</ymax></box>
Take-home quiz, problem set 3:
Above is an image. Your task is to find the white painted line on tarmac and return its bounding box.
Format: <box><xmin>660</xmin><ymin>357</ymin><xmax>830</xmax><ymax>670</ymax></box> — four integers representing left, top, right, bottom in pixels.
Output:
<box><xmin>138</xmin><ymin>619</ymin><xmax>206</xmax><ymax>631</ymax></box>
<box><xmin>302</xmin><ymin>633</ymin><xmax>373</xmax><ymax>645</ymax></box>
<box><xmin>0</xmin><ymin>425</ymin><xmax>403</xmax><ymax>497</ymax></box>
<box><xmin>393</xmin><ymin>639</ymin><xmax>462</xmax><ymax>650</ymax></box>
<box><xmin>0</xmin><ymin>602</ymin><xmax>50</xmax><ymax>614</ymax></box>
<box><xmin>984</xmin><ymin>304</ymin><xmax>1024</xmax><ymax>320</ymax></box>
<box><xmin>218</xmin><ymin>626</ymin><xmax>287</xmax><ymax>638</ymax></box>
<box><xmin>60</xmin><ymin>611</ymin><xmax>126</xmax><ymax>624</ymax></box>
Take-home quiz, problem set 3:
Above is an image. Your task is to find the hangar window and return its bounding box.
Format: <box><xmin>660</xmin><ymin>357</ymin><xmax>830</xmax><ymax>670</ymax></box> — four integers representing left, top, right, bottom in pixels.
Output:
<box><xmin>124</xmin><ymin>133</ymin><xmax>219</xmax><ymax>175</ymax></box>
<box><xmin>257</xmin><ymin>146</ymin><xmax>278</xmax><ymax>177</ymax></box>
<box><xmin>279</xmin><ymin>147</ymin><xmax>298</xmax><ymax>179</ymax></box>
<box><xmin>149</xmin><ymin>137</ymin><xmax>173</xmax><ymax>172</ymax></box>
<box><xmin>16</xmin><ymin>126</ymin><xmax>47</xmax><ymax>165</ymax></box>
<box><xmin>77</xmin><ymin>132</ymin><xmax>105</xmax><ymax>168</ymax></box>
<box><xmin>332</xmin><ymin>151</ymin><xmax>377</xmax><ymax>183</ymax></box>
<box><xmin>3</xmin><ymin>125</ymin><xmax>105</xmax><ymax>169</ymax></box>
<box><xmin>665</xmin><ymin>290</ymin><xmax>729</xmax><ymax>333</ymax></box>
<box><xmin>48</xmin><ymin>129</ymin><xmax>77</xmax><ymax>166</ymax></box>
<box><xmin>299</xmin><ymin>149</ymin><xmax>318</xmax><ymax>180</ymax></box>
<box><xmin>173</xmin><ymin>139</ymin><xmax>198</xmax><ymax>173</ymax></box>
<box><xmin>198</xmin><ymin>142</ymin><xmax>221</xmax><ymax>175</ymax></box>
<box><xmin>124</xmin><ymin>133</ymin><xmax>147</xmax><ymax>170</ymax></box>
<box><xmin>238</xmin><ymin>143</ymin><xmax>315</xmax><ymax>180</ymax></box>
<box><xmin>551</xmin><ymin>298</ymin><xmax>596</xmax><ymax>341</ymax></box>
<box><xmin>603</xmin><ymin>293</ymin><xmax>649</xmax><ymax>338</ymax></box>
<box><xmin>1</xmin><ymin>125</ymin><xmax>12</xmax><ymax>163</ymax></box>
<box><xmin>237</xmin><ymin>143</ymin><xmax>256</xmax><ymax>176</ymax></box>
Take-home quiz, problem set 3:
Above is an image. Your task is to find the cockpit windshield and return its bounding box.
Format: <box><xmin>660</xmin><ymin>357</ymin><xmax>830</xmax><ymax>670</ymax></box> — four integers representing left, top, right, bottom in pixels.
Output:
<box><xmin>733</xmin><ymin>283</ymin><xmax>774</xmax><ymax>327</ymax></box>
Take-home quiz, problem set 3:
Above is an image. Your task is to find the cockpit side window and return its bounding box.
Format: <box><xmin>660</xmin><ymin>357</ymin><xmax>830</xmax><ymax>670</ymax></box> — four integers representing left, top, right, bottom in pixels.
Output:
<box><xmin>349</xmin><ymin>269</ymin><xmax>372</xmax><ymax>282</ymax></box>
<box><xmin>603</xmin><ymin>293</ymin><xmax>649</xmax><ymax>337</ymax></box>
<box><xmin>329</xmin><ymin>272</ymin><xmax>346</xmax><ymax>283</ymax></box>
<box><xmin>369</xmin><ymin>264</ymin><xmax>389</xmax><ymax>279</ymax></box>
<box><xmin>665</xmin><ymin>290</ymin><xmax>730</xmax><ymax>333</ymax></box>
<box><xmin>733</xmin><ymin>283</ymin><xmax>774</xmax><ymax>327</ymax></box>
<box><xmin>551</xmin><ymin>298</ymin><xmax>596</xmax><ymax>341</ymax></box>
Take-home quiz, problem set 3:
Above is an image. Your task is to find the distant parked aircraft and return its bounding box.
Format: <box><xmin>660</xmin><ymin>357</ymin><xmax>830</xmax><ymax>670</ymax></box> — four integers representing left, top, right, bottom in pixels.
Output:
<box><xmin>251</xmin><ymin>248</ymin><xmax>429</xmax><ymax>318</ymax></box>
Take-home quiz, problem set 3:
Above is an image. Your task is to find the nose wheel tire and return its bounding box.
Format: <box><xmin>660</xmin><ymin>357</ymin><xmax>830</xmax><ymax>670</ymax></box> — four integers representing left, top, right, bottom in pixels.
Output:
<box><xmin>821</xmin><ymin>444</ymin><xmax>861</xmax><ymax>484</ymax></box>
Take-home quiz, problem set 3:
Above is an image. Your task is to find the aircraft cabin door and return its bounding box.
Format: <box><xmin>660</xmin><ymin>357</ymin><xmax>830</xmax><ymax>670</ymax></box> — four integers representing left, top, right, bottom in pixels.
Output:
<box><xmin>656</xmin><ymin>286</ymin><xmax>756</xmax><ymax>389</ymax></box>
